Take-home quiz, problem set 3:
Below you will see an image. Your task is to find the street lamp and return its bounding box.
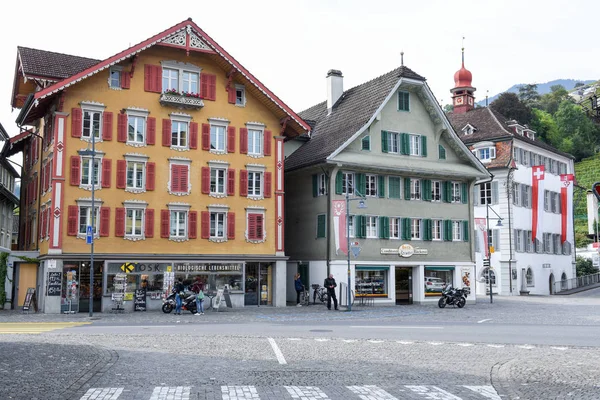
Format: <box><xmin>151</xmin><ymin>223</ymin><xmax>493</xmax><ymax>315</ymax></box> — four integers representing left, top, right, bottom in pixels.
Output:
<box><xmin>78</xmin><ymin>137</ymin><xmax>97</xmax><ymax>318</ymax></box>
<box><xmin>346</xmin><ymin>189</ymin><xmax>367</xmax><ymax>312</ymax></box>
<box><xmin>485</xmin><ymin>204</ymin><xmax>503</xmax><ymax>304</ymax></box>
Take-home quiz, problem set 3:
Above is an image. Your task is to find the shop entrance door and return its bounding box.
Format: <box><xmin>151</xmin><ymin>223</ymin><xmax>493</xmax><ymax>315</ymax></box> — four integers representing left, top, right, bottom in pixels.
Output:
<box><xmin>16</xmin><ymin>263</ymin><xmax>38</xmax><ymax>306</ymax></box>
<box><xmin>245</xmin><ymin>263</ymin><xmax>259</xmax><ymax>306</ymax></box>
<box><xmin>259</xmin><ymin>264</ymin><xmax>273</xmax><ymax>306</ymax></box>
<box><xmin>395</xmin><ymin>267</ymin><xmax>412</xmax><ymax>305</ymax></box>
<box><xmin>78</xmin><ymin>261</ymin><xmax>103</xmax><ymax>313</ymax></box>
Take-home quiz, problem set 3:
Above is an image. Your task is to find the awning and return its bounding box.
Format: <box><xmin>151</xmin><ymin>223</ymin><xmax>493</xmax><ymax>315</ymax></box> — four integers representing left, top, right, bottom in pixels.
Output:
<box><xmin>424</xmin><ymin>266</ymin><xmax>455</xmax><ymax>271</ymax></box>
<box><xmin>356</xmin><ymin>266</ymin><xmax>389</xmax><ymax>271</ymax></box>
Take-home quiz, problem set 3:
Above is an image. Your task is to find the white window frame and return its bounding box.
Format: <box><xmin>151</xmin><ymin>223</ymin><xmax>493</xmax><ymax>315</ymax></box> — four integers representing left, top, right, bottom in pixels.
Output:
<box><xmin>526</xmin><ymin>231</ymin><xmax>533</xmax><ymax>253</ymax></box>
<box><xmin>408</xmin><ymin>134</ymin><xmax>421</xmax><ymax>156</ymax></box>
<box><xmin>80</xmin><ymin>154</ymin><xmax>103</xmax><ymax>191</ymax></box>
<box><xmin>431</xmin><ymin>181</ymin><xmax>441</xmax><ymax>202</ymax></box>
<box><xmin>451</xmin><ymin>182</ymin><xmax>461</xmax><ymax>203</ymax></box>
<box><xmin>80</xmin><ymin>101</ymin><xmax>105</xmax><ymax>143</ymax></box>
<box><xmin>161</xmin><ymin>61</ymin><xmax>201</xmax><ymax>95</ymax></box>
<box><xmin>108</xmin><ymin>66</ymin><xmax>122</xmax><ymax>89</ymax></box>
<box><xmin>124</xmin><ymin>202</ymin><xmax>146</xmax><ymax>241</ymax></box>
<box><xmin>348</xmin><ymin>215</ymin><xmax>355</xmax><ymax>238</ymax></box>
<box><xmin>247</xmin><ymin>164</ymin><xmax>266</xmax><ymax>200</ymax></box>
<box><xmin>317</xmin><ymin>173</ymin><xmax>327</xmax><ymax>196</ymax></box>
<box><xmin>390</xmin><ymin>217</ymin><xmax>401</xmax><ymax>240</ymax></box>
<box><xmin>168</xmin><ymin>202</ymin><xmax>191</xmax><ymax>242</ymax></box>
<box><xmin>235</xmin><ymin>84</ymin><xmax>246</xmax><ymax>107</ymax></box>
<box><xmin>365</xmin><ymin>174</ymin><xmax>377</xmax><ymax>197</ymax></box>
<box><xmin>124</xmin><ymin>153</ymin><xmax>148</xmax><ymax>194</ymax></box>
<box><xmin>168</xmin><ymin>158</ymin><xmax>192</xmax><ymax>196</ymax></box>
<box><xmin>209</xmin><ymin>118</ymin><xmax>230</xmax><ymax>155</ymax></box>
<box><xmin>342</xmin><ymin>172</ymin><xmax>355</xmax><ymax>196</ymax></box>
<box><xmin>245</xmin><ymin>206</ymin><xmax>266</xmax><ymax>243</ymax></box>
<box><xmin>245</xmin><ymin>122</ymin><xmax>265</xmax><ymax>157</ymax></box>
<box><xmin>210</xmin><ymin>167</ymin><xmax>227</xmax><ymax>196</ymax></box>
<box><xmin>411</xmin><ymin>218</ymin><xmax>422</xmax><ymax>240</ymax></box>
<box><xmin>432</xmin><ymin>219</ymin><xmax>442</xmax><ymax>241</ymax></box>
<box><xmin>207</xmin><ymin>204</ymin><xmax>229</xmax><ymax>243</ymax></box>
<box><xmin>210</xmin><ymin>212</ymin><xmax>227</xmax><ymax>240</ymax></box>
<box><xmin>480</xmin><ymin>182</ymin><xmax>492</xmax><ymax>205</ymax></box>
<box><xmin>75</xmin><ymin>198</ymin><xmax>102</xmax><ymax>240</ymax></box>
<box><xmin>171</xmin><ymin>119</ymin><xmax>189</xmax><ymax>150</ymax></box>
<box><xmin>366</xmin><ymin>216</ymin><xmax>378</xmax><ymax>238</ymax></box>
<box><xmin>388</xmin><ymin>132</ymin><xmax>399</xmax><ymax>154</ymax></box>
<box><xmin>126</xmin><ymin>108</ymin><xmax>149</xmax><ymax>147</ymax></box>
<box><xmin>452</xmin><ymin>220</ymin><xmax>463</xmax><ymax>242</ymax></box>
<box><xmin>411</xmin><ymin>178</ymin><xmax>421</xmax><ymax>201</ymax></box>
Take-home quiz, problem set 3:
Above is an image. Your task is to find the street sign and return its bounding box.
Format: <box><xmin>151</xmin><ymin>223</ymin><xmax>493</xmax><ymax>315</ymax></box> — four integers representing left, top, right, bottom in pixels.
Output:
<box><xmin>86</xmin><ymin>225</ymin><xmax>93</xmax><ymax>244</ymax></box>
<box><xmin>483</xmin><ymin>259</ymin><xmax>490</xmax><ymax>267</ymax></box>
<box><xmin>350</xmin><ymin>244</ymin><xmax>361</xmax><ymax>258</ymax></box>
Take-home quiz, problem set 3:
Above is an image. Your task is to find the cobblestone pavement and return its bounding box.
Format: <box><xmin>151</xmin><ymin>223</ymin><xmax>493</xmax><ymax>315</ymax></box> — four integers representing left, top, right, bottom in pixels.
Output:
<box><xmin>1</xmin><ymin>332</ymin><xmax>599</xmax><ymax>400</ymax></box>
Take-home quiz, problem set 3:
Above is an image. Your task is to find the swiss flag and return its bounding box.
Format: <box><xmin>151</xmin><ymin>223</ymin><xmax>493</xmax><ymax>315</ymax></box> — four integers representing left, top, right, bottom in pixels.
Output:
<box><xmin>532</xmin><ymin>165</ymin><xmax>545</xmax><ymax>243</ymax></box>
<box><xmin>560</xmin><ymin>174</ymin><xmax>574</xmax><ymax>243</ymax></box>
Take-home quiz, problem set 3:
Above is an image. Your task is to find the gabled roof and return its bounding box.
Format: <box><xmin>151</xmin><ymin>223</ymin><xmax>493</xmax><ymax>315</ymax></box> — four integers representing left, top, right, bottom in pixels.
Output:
<box><xmin>286</xmin><ymin>66</ymin><xmax>425</xmax><ymax>171</ymax></box>
<box><xmin>17</xmin><ymin>46</ymin><xmax>100</xmax><ymax>80</ymax></box>
<box><xmin>17</xmin><ymin>18</ymin><xmax>309</xmax><ymax>136</ymax></box>
<box><xmin>447</xmin><ymin>107</ymin><xmax>574</xmax><ymax>159</ymax></box>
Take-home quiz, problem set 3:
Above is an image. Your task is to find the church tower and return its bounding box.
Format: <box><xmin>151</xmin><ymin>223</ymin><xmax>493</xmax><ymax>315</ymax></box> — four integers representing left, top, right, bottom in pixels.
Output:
<box><xmin>450</xmin><ymin>47</ymin><xmax>476</xmax><ymax>114</ymax></box>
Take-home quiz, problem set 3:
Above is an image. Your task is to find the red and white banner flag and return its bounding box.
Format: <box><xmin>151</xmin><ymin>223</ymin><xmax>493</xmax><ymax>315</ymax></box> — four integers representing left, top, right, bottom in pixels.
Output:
<box><xmin>560</xmin><ymin>174</ymin><xmax>574</xmax><ymax>243</ymax></box>
<box><xmin>332</xmin><ymin>200</ymin><xmax>347</xmax><ymax>255</ymax></box>
<box><xmin>475</xmin><ymin>218</ymin><xmax>488</xmax><ymax>257</ymax></box>
<box><xmin>532</xmin><ymin>165</ymin><xmax>545</xmax><ymax>243</ymax></box>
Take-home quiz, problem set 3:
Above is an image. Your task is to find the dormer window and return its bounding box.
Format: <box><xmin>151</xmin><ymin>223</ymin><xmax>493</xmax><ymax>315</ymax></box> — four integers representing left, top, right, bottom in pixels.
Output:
<box><xmin>462</xmin><ymin>124</ymin><xmax>476</xmax><ymax>135</ymax></box>
<box><xmin>472</xmin><ymin>142</ymin><xmax>496</xmax><ymax>163</ymax></box>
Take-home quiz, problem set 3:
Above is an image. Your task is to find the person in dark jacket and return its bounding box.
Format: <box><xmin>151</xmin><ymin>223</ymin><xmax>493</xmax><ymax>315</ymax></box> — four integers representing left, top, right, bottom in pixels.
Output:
<box><xmin>294</xmin><ymin>273</ymin><xmax>304</xmax><ymax>306</ymax></box>
<box><xmin>324</xmin><ymin>274</ymin><xmax>338</xmax><ymax>310</ymax></box>
<box><xmin>174</xmin><ymin>278</ymin><xmax>185</xmax><ymax>315</ymax></box>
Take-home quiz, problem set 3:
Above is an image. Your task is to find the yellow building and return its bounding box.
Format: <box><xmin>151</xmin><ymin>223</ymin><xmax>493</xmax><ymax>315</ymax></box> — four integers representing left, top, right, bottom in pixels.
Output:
<box><xmin>9</xmin><ymin>18</ymin><xmax>309</xmax><ymax>313</ymax></box>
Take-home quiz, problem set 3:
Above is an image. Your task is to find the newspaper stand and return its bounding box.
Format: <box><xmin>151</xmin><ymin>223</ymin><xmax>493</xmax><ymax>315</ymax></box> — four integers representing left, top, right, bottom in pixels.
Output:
<box><xmin>111</xmin><ymin>273</ymin><xmax>127</xmax><ymax>312</ymax></box>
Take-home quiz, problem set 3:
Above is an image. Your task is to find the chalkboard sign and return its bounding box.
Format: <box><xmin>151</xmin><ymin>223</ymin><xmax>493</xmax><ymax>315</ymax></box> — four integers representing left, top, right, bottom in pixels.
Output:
<box><xmin>22</xmin><ymin>288</ymin><xmax>37</xmax><ymax>312</ymax></box>
<box><xmin>223</xmin><ymin>285</ymin><xmax>232</xmax><ymax>308</ymax></box>
<box><xmin>47</xmin><ymin>272</ymin><xmax>62</xmax><ymax>296</ymax></box>
<box><xmin>134</xmin><ymin>289</ymin><xmax>146</xmax><ymax>311</ymax></box>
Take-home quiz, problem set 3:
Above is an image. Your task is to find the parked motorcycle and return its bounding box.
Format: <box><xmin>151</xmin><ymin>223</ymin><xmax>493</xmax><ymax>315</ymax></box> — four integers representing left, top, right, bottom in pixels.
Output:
<box><xmin>438</xmin><ymin>285</ymin><xmax>467</xmax><ymax>308</ymax></box>
<box><xmin>162</xmin><ymin>289</ymin><xmax>198</xmax><ymax>313</ymax></box>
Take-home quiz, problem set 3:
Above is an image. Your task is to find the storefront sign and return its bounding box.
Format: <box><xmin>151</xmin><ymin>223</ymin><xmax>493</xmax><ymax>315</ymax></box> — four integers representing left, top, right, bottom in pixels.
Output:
<box><xmin>46</xmin><ymin>272</ymin><xmax>62</xmax><ymax>296</ymax></box>
<box><xmin>174</xmin><ymin>263</ymin><xmax>242</xmax><ymax>272</ymax></box>
<box><xmin>107</xmin><ymin>263</ymin><xmax>171</xmax><ymax>274</ymax></box>
<box><xmin>380</xmin><ymin>244</ymin><xmax>428</xmax><ymax>257</ymax></box>
<box><xmin>134</xmin><ymin>289</ymin><xmax>147</xmax><ymax>311</ymax></box>
<box><xmin>47</xmin><ymin>260</ymin><xmax>57</xmax><ymax>269</ymax></box>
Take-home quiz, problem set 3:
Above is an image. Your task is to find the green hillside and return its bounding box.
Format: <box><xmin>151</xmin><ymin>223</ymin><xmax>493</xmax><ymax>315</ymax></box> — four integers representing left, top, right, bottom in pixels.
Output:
<box><xmin>574</xmin><ymin>153</ymin><xmax>600</xmax><ymax>246</ymax></box>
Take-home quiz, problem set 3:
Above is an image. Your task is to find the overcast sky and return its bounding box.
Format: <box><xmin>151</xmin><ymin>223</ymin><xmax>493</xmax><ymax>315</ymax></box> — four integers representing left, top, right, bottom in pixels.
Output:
<box><xmin>2</xmin><ymin>0</ymin><xmax>598</xmax><ymax>168</ymax></box>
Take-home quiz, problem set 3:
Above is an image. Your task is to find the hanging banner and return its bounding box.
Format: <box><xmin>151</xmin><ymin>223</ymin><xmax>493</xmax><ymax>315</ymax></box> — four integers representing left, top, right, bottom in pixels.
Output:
<box><xmin>560</xmin><ymin>174</ymin><xmax>574</xmax><ymax>243</ymax></box>
<box><xmin>332</xmin><ymin>200</ymin><xmax>347</xmax><ymax>255</ymax></box>
<box><xmin>475</xmin><ymin>218</ymin><xmax>488</xmax><ymax>258</ymax></box>
<box><xmin>532</xmin><ymin>165</ymin><xmax>545</xmax><ymax>243</ymax></box>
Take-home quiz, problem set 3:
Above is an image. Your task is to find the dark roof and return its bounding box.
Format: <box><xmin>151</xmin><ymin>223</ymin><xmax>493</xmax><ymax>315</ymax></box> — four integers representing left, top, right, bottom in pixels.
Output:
<box><xmin>18</xmin><ymin>46</ymin><xmax>100</xmax><ymax>80</ymax></box>
<box><xmin>447</xmin><ymin>107</ymin><xmax>574</xmax><ymax>159</ymax></box>
<box><xmin>286</xmin><ymin>66</ymin><xmax>425</xmax><ymax>171</ymax></box>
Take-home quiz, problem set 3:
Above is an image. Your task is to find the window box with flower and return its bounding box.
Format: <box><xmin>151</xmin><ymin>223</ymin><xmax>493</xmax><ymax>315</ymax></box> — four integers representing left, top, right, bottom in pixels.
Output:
<box><xmin>160</xmin><ymin>89</ymin><xmax>205</xmax><ymax>110</ymax></box>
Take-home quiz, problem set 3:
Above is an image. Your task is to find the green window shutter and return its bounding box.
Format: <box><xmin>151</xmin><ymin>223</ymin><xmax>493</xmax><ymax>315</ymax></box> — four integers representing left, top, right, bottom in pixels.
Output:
<box><xmin>312</xmin><ymin>174</ymin><xmax>318</xmax><ymax>197</ymax></box>
<box><xmin>405</xmin><ymin>218</ymin><xmax>412</xmax><ymax>240</ymax></box>
<box><xmin>378</xmin><ymin>175</ymin><xmax>385</xmax><ymax>198</ymax></box>
<box><xmin>444</xmin><ymin>220</ymin><xmax>452</xmax><ymax>241</ymax></box>
<box><xmin>423</xmin><ymin>219</ymin><xmax>432</xmax><ymax>241</ymax></box>
<box><xmin>355</xmin><ymin>216</ymin><xmax>362</xmax><ymax>239</ymax></box>
<box><xmin>379</xmin><ymin>216</ymin><xmax>389</xmax><ymax>239</ymax></box>
<box><xmin>421</xmin><ymin>135</ymin><xmax>427</xmax><ymax>157</ymax></box>
<box><xmin>462</xmin><ymin>220</ymin><xmax>469</xmax><ymax>242</ymax></box>
<box><xmin>461</xmin><ymin>183</ymin><xmax>468</xmax><ymax>204</ymax></box>
<box><xmin>316</xmin><ymin>214</ymin><xmax>326</xmax><ymax>238</ymax></box>
<box><xmin>359</xmin><ymin>215</ymin><xmax>367</xmax><ymax>239</ymax></box>
<box><xmin>439</xmin><ymin>145</ymin><xmax>446</xmax><ymax>159</ymax></box>
<box><xmin>398</xmin><ymin>91</ymin><xmax>410</xmax><ymax>111</ymax></box>
<box><xmin>335</xmin><ymin>171</ymin><xmax>343</xmax><ymax>195</ymax></box>
<box><xmin>389</xmin><ymin>177</ymin><xmax>400</xmax><ymax>199</ymax></box>
<box><xmin>384</xmin><ymin>217</ymin><xmax>390</xmax><ymax>239</ymax></box>
<box><xmin>422</xmin><ymin>179</ymin><xmax>431</xmax><ymax>201</ymax></box>
<box><xmin>400</xmin><ymin>133</ymin><xmax>408</xmax><ymax>155</ymax></box>
<box><xmin>357</xmin><ymin>173</ymin><xmax>366</xmax><ymax>195</ymax></box>
<box><xmin>381</xmin><ymin>131</ymin><xmax>388</xmax><ymax>153</ymax></box>
<box><xmin>442</xmin><ymin>181</ymin><xmax>451</xmax><ymax>203</ymax></box>
<box><xmin>361</xmin><ymin>136</ymin><xmax>371</xmax><ymax>151</ymax></box>
<box><xmin>404</xmin><ymin>178</ymin><xmax>411</xmax><ymax>200</ymax></box>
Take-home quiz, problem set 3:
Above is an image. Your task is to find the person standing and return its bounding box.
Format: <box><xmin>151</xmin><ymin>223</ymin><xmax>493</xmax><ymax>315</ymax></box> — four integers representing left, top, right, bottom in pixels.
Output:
<box><xmin>174</xmin><ymin>278</ymin><xmax>185</xmax><ymax>315</ymax></box>
<box><xmin>195</xmin><ymin>287</ymin><xmax>205</xmax><ymax>315</ymax></box>
<box><xmin>324</xmin><ymin>273</ymin><xmax>338</xmax><ymax>310</ymax></box>
<box><xmin>294</xmin><ymin>273</ymin><xmax>304</xmax><ymax>306</ymax></box>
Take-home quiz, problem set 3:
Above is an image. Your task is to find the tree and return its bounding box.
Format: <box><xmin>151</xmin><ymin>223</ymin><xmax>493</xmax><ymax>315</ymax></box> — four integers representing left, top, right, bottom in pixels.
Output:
<box><xmin>554</xmin><ymin>100</ymin><xmax>600</xmax><ymax>160</ymax></box>
<box><xmin>576</xmin><ymin>256</ymin><xmax>598</xmax><ymax>277</ymax></box>
<box><xmin>529</xmin><ymin>109</ymin><xmax>560</xmax><ymax>145</ymax></box>
<box><xmin>537</xmin><ymin>85</ymin><xmax>569</xmax><ymax>115</ymax></box>
<box><xmin>518</xmin><ymin>83</ymin><xmax>541</xmax><ymax>108</ymax></box>
<box><xmin>443</xmin><ymin>104</ymin><xmax>454</xmax><ymax>113</ymax></box>
<box><xmin>574</xmin><ymin>82</ymin><xmax>586</xmax><ymax>88</ymax></box>
<box><xmin>490</xmin><ymin>92</ymin><xmax>533</xmax><ymax>124</ymax></box>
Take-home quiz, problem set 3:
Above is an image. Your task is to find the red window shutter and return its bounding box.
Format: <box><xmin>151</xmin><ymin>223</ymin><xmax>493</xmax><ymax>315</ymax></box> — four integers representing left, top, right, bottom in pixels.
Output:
<box><xmin>227</xmin><ymin>212</ymin><xmax>235</xmax><ymax>239</ymax></box>
<box><xmin>48</xmin><ymin>160</ymin><xmax>53</xmax><ymax>188</ymax></box>
<box><xmin>102</xmin><ymin>112</ymin><xmax>113</xmax><ymax>141</ymax></box>
<box><xmin>264</xmin><ymin>172</ymin><xmax>272</xmax><ymax>198</ymax></box>
<box><xmin>121</xmin><ymin>72</ymin><xmax>131</xmax><ymax>89</ymax></box>
<box><xmin>33</xmin><ymin>177</ymin><xmax>37</xmax><ymax>202</ymax></box>
<box><xmin>256</xmin><ymin>214</ymin><xmax>264</xmax><ymax>239</ymax></box>
<box><xmin>67</xmin><ymin>205</ymin><xmax>78</xmax><ymax>236</ymax></box>
<box><xmin>101</xmin><ymin>159</ymin><xmax>111</xmax><ymax>188</ymax></box>
<box><xmin>201</xmin><ymin>211</ymin><xmax>210</xmax><ymax>239</ymax></box>
<box><xmin>240</xmin><ymin>170</ymin><xmax>248</xmax><ymax>197</ymax></box>
<box><xmin>100</xmin><ymin>207</ymin><xmax>110</xmax><ymax>237</ymax></box>
<box><xmin>145</xmin><ymin>209</ymin><xmax>155</xmax><ymax>238</ymax></box>
<box><xmin>45</xmin><ymin>163</ymin><xmax>51</xmax><ymax>191</ymax></box>
<box><xmin>201</xmin><ymin>167</ymin><xmax>210</xmax><ymax>194</ymax></box>
<box><xmin>147</xmin><ymin>117</ymin><xmax>156</xmax><ymax>145</ymax></box>
<box><xmin>179</xmin><ymin>165</ymin><xmax>188</xmax><ymax>193</ymax></box>
<box><xmin>144</xmin><ymin>64</ymin><xmax>162</xmax><ymax>93</ymax></box>
<box><xmin>116</xmin><ymin>160</ymin><xmax>127</xmax><ymax>189</ymax></box>
<box><xmin>115</xmin><ymin>207</ymin><xmax>125</xmax><ymax>237</ymax></box>
<box><xmin>41</xmin><ymin>164</ymin><xmax>46</xmax><ymax>192</ymax></box>
<box><xmin>160</xmin><ymin>210</ymin><xmax>170</xmax><ymax>238</ymax></box>
<box><xmin>70</xmin><ymin>156</ymin><xmax>80</xmax><ymax>186</ymax></box>
<box><xmin>200</xmin><ymin>74</ymin><xmax>209</xmax><ymax>99</ymax></box>
<box><xmin>117</xmin><ymin>113</ymin><xmax>127</xmax><ymax>142</ymax></box>
<box><xmin>201</xmin><ymin>123</ymin><xmax>210</xmax><ymax>150</ymax></box>
<box><xmin>227</xmin><ymin>169</ymin><xmax>235</xmax><ymax>196</ymax></box>
<box><xmin>264</xmin><ymin>130</ymin><xmax>272</xmax><ymax>156</ymax></box>
<box><xmin>170</xmin><ymin>165</ymin><xmax>179</xmax><ymax>192</ymax></box>
<box><xmin>227</xmin><ymin>126</ymin><xmax>236</xmax><ymax>153</ymax></box>
<box><xmin>228</xmin><ymin>87</ymin><xmax>236</xmax><ymax>104</ymax></box>
<box><xmin>146</xmin><ymin>162</ymin><xmax>156</xmax><ymax>191</ymax></box>
<box><xmin>39</xmin><ymin>209</ymin><xmax>45</xmax><ymax>239</ymax></box>
<box><xmin>190</xmin><ymin>122</ymin><xmax>198</xmax><ymax>149</ymax></box>
<box><xmin>240</xmin><ymin>128</ymin><xmax>248</xmax><ymax>154</ymax></box>
<box><xmin>248</xmin><ymin>214</ymin><xmax>257</xmax><ymax>240</ymax></box>
<box><xmin>162</xmin><ymin>119</ymin><xmax>172</xmax><ymax>147</ymax></box>
<box><xmin>71</xmin><ymin>108</ymin><xmax>82</xmax><ymax>138</ymax></box>
<box><xmin>208</xmin><ymin>74</ymin><xmax>217</xmax><ymax>101</ymax></box>
<box><xmin>189</xmin><ymin>211</ymin><xmax>198</xmax><ymax>239</ymax></box>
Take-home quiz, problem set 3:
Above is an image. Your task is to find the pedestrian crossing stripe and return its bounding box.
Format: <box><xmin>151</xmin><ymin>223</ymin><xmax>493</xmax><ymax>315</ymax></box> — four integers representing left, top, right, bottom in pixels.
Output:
<box><xmin>0</xmin><ymin>322</ymin><xmax>91</xmax><ymax>334</ymax></box>
<box><xmin>78</xmin><ymin>385</ymin><xmax>501</xmax><ymax>400</ymax></box>
<box><xmin>120</xmin><ymin>262</ymin><xmax>135</xmax><ymax>273</ymax></box>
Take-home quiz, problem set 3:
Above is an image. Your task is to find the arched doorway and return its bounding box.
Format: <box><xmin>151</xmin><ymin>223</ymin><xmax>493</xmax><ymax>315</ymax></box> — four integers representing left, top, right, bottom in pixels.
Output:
<box><xmin>561</xmin><ymin>272</ymin><xmax>568</xmax><ymax>291</ymax></box>
<box><xmin>549</xmin><ymin>273</ymin><xmax>555</xmax><ymax>294</ymax></box>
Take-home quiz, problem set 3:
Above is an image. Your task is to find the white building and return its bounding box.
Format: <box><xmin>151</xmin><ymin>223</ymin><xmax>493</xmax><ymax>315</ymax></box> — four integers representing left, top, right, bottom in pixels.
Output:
<box><xmin>447</xmin><ymin>59</ymin><xmax>576</xmax><ymax>295</ymax></box>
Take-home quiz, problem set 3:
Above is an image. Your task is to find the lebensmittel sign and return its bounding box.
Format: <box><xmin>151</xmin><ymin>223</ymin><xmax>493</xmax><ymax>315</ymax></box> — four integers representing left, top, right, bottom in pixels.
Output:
<box><xmin>174</xmin><ymin>263</ymin><xmax>242</xmax><ymax>272</ymax></box>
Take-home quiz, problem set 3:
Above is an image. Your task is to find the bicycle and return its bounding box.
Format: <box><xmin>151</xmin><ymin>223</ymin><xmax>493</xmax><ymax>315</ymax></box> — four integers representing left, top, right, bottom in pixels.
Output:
<box><xmin>299</xmin><ymin>287</ymin><xmax>310</xmax><ymax>306</ymax></box>
<box><xmin>312</xmin><ymin>284</ymin><xmax>329</xmax><ymax>305</ymax></box>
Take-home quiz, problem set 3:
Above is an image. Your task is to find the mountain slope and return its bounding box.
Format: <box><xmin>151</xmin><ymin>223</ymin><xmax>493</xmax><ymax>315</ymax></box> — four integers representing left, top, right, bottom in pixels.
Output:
<box><xmin>476</xmin><ymin>79</ymin><xmax>596</xmax><ymax>106</ymax></box>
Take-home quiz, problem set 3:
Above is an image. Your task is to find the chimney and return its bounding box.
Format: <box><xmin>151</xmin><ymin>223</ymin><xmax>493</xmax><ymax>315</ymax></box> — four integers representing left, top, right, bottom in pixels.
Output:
<box><xmin>326</xmin><ymin>69</ymin><xmax>343</xmax><ymax>114</ymax></box>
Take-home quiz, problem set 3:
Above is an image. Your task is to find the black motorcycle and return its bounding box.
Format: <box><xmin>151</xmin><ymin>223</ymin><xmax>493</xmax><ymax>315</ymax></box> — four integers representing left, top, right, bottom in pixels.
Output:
<box><xmin>162</xmin><ymin>289</ymin><xmax>198</xmax><ymax>314</ymax></box>
<box><xmin>438</xmin><ymin>285</ymin><xmax>466</xmax><ymax>308</ymax></box>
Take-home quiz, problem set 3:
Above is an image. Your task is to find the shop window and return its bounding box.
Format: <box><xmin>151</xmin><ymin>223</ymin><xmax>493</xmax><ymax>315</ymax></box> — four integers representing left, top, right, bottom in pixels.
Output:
<box><xmin>356</xmin><ymin>267</ymin><xmax>388</xmax><ymax>297</ymax></box>
<box><xmin>424</xmin><ymin>267</ymin><xmax>454</xmax><ymax>297</ymax></box>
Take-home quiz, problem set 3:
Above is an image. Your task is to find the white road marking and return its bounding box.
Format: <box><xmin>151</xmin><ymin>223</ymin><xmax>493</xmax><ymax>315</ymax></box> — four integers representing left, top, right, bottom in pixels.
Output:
<box><xmin>80</xmin><ymin>388</ymin><xmax>123</xmax><ymax>400</ymax></box>
<box><xmin>285</xmin><ymin>386</ymin><xmax>330</xmax><ymax>399</ymax></box>
<box><xmin>221</xmin><ymin>386</ymin><xmax>260</xmax><ymax>400</ymax></box>
<box><xmin>287</xmin><ymin>338</ymin><xmax>302</xmax><ymax>341</ymax></box>
<box><xmin>351</xmin><ymin>326</ymin><xmax>443</xmax><ymax>329</ymax></box>
<box><xmin>267</xmin><ymin>337</ymin><xmax>287</xmax><ymax>365</ymax></box>
<box><xmin>463</xmin><ymin>385</ymin><xmax>502</xmax><ymax>400</ymax></box>
<box><xmin>396</xmin><ymin>340</ymin><xmax>414</xmax><ymax>344</ymax></box>
<box><xmin>455</xmin><ymin>343</ymin><xmax>474</xmax><ymax>347</ymax></box>
<box><xmin>150</xmin><ymin>386</ymin><xmax>191</xmax><ymax>400</ymax></box>
<box><xmin>342</xmin><ymin>339</ymin><xmax>358</xmax><ymax>343</ymax></box>
<box><xmin>477</xmin><ymin>319</ymin><xmax>492</xmax><ymax>324</ymax></box>
<box><xmin>428</xmin><ymin>342</ymin><xmax>444</xmax><ymax>346</ymax></box>
<box><xmin>486</xmin><ymin>344</ymin><xmax>504</xmax><ymax>348</ymax></box>
<box><xmin>517</xmin><ymin>345</ymin><xmax>535</xmax><ymax>350</ymax></box>
<box><xmin>315</xmin><ymin>338</ymin><xmax>330</xmax><ymax>342</ymax></box>
<box><xmin>347</xmin><ymin>385</ymin><xmax>399</xmax><ymax>400</ymax></box>
<box><xmin>368</xmin><ymin>340</ymin><xmax>384</xmax><ymax>343</ymax></box>
<box><xmin>405</xmin><ymin>385</ymin><xmax>461</xmax><ymax>399</ymax></box>
<box><xmin>551</xmin><ymin>346</ymin><xmax>568</xmax><ymax>351</ymax></box>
